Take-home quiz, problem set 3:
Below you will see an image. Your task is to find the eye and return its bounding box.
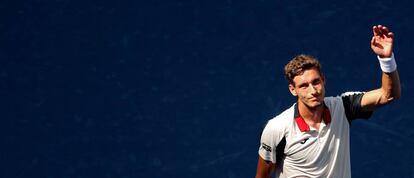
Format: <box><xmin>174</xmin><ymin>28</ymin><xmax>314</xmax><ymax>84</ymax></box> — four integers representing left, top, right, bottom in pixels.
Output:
<box><xmin>299</xmin><ymin>83</ymin><xmax>308</xmax><ymax>89</ymax></box>
<box><xmin>312</xmin><ymin>79</ymin><xmax>321</xmax><ymax>85</ymax></box>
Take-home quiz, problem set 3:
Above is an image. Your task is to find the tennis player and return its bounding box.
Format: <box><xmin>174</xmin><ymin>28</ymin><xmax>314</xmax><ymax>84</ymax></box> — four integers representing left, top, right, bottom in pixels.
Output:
<box><xmin>255</xmin><ymin>25</ymin><xmax>401</xmax><ymax>178</ymax></box>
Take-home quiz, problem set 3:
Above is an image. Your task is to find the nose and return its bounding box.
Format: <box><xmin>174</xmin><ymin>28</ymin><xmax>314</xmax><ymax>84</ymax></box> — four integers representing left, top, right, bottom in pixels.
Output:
<box><xmin>309</xmin><ymin>84</ymin><xmax>317</xmax><ymax>94</ymax></box>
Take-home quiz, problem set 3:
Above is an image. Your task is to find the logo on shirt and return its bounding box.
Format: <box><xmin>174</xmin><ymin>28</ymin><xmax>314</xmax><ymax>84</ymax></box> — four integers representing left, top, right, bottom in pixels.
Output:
<box><xmin>261</xmin><ymin>143</ymin><xmax>272</xmax><ymax>152</ymax></box>
<box><xmin>300</xmin><ymin>138</ymin><xmax>309</xmax><ymax>144</ymax></box>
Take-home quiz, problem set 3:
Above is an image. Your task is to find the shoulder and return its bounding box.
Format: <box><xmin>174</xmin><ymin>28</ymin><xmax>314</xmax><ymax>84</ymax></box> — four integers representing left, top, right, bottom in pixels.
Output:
<box><xmin>339</xmin><ymin>91</ymin><xmax>373</xmax><ymax>120</ymax></box>
<box><xmin>341</xmin><ymin>91</ymin><xmax>365</xmax><ymax>96</ymax></box>
<box><xmin>324</xmin><ymin>95</ymin><xmax>344</xmax><ymax>110</ymax></box>
<box><xmin>269</xmin><ymin>104</ymin><xmax>295</xmax><ymax>125</ymax></box>
<box><xmin>325</xmin><ymin>92</ymin><xmax>372</xmax><ymax>121</ymax></box>
<box><xmin>262</xmin><ymin>104</ymin><xmax>294</xmax><ymax>134</ymax></box>
<box><xmin>340</xmin><ymin>91</ymin><xmax>365</xmax><ymax>101</ymax></box>
<box><xmin>324</xmin><ymin>92</ymin><xmax>365</xmax><ymax>107</ymax></box>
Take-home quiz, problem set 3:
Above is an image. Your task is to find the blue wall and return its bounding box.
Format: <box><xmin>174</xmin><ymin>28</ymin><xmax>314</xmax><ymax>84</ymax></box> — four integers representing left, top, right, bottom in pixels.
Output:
<box><xmin>2</xmin><ymin>0</ymin><xmax>414</xmax><ymax>177</ymax></box>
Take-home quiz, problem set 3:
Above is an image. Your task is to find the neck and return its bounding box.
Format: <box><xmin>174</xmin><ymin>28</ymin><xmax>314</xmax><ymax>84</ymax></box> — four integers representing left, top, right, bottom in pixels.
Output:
<box><xmin>298</xmin><ymin>102</ymin><xmax>324</xmax><ymax>123</ymax></box>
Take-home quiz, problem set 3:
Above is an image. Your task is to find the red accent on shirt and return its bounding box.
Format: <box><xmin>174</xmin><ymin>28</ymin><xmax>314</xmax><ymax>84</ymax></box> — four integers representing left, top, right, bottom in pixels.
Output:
<box><xmin>295</xmin><ymin>105</ymin><xmax>331</xmax><ymax>132</ymax></box>
<box><xmin>295</xmin><ymin>116</ymin><xmax>310</xmax><ymax>132</ymax></box>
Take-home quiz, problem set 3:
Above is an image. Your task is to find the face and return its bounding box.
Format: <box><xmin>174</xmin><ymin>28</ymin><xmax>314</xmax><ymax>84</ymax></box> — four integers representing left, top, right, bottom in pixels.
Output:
<box><xmin>289</xmin><ymin>68</ymin><xmax>325</xmax><ymax>109</ymax></box>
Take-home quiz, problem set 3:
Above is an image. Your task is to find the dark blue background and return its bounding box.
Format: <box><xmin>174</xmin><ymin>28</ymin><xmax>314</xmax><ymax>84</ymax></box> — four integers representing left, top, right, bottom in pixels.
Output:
<box><xmin>2</xmin><ymin>0</ymin><xmax>414</xmax><ymax>177</ymax></box>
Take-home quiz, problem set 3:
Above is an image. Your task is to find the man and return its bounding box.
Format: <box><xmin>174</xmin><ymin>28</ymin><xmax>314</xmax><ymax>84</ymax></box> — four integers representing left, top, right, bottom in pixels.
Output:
<box><xmin>255</xmin><ymin>25</ymin><xmax>401</xmax><ymax>178</ymax></box>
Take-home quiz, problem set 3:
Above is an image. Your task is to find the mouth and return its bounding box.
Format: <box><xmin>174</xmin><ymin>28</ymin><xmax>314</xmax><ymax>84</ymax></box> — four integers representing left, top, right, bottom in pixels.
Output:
<box><xmin>309</xmin><ymin>96</ymin><xmax>321</xmax><ymax>101</ymax></box>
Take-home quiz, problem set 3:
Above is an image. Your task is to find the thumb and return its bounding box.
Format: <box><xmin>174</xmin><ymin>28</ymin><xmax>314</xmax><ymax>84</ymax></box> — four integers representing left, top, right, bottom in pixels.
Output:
<box><xmin>371</xmin><ymin>36</ymin><xmax>376</xmax><ymax>45</ymax></box>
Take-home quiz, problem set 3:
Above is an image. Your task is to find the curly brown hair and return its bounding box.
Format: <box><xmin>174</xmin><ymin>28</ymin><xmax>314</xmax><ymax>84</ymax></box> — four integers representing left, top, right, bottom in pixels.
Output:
<box><xmin>284</xmin><ymin>54</ymin><xmax>323</xmax><ymax>85</ymax></box>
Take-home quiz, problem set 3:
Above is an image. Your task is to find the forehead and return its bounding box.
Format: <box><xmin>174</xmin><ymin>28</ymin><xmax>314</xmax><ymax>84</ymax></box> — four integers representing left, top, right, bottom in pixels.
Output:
<box><xmin>292</xmin><ymin>68</ymin><xmax>323</xmax><ymax>85</ymax></box>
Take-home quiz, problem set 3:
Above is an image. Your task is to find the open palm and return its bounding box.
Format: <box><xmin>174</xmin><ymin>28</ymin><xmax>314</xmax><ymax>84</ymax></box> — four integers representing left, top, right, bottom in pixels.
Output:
<box><xmin>371</xmin><ymin>25</ymin><xmax>394</xmax><ymax>58</ymax></box>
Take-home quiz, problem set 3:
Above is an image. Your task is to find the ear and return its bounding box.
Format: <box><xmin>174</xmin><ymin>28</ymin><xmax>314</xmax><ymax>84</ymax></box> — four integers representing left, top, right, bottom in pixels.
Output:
<box><xmin>289</xmin><ymin>84</ymin><xmax>297</xmax><ymax>96</ymax></box>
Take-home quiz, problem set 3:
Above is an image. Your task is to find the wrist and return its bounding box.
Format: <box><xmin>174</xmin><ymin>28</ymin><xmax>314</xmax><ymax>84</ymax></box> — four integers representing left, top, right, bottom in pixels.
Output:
<box><xmin>377</xmin><ymin>53</ymin><xmax>397</xmax><ymax>73</ymax></box>
<box><xmin>378</xmin><ymin>54</ymin><xmax>392</xmax><ymax>58</ymax></box>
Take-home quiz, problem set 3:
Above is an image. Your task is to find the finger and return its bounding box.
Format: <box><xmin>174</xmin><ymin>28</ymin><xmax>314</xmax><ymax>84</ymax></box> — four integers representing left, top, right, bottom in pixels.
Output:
<box><xmin>372</xmin><ymin>36</ymin><xmax>383</xmax><ymax>45</ymax></box>
<box><xmin>371</xmin><ymin>36</ymin><xmax>376</xmax><ymax>45</ymax></box>
<box><xmin>386</xmin><ymin>32</ymin><xmax>394</xmax><ymax>39</ymax></box>
<box><xmin>381</xmin><ymin>26</ymin><xmax>390</xmax><ymax>34</ymax></box>
<box><xmin>377</xmin><ymin>25</ymin><xmax>388</xmax><ymax>37</ymax></box>
<box><xmin>373</xmin><ymin>26</ymin><xmax>379</xmax><ymax>36</ymax></box>
<box><xmin>374</xmin><ymin>25</ymin><xmax>383</xmax><ymax>36</ymax></box>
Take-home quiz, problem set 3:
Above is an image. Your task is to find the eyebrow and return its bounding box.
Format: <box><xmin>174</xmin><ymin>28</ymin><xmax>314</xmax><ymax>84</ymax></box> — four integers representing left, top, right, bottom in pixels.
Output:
<box><xmin>297</xmin><ymin>78</ymin><xmax>322</xmax><ymax>87</ymax></box>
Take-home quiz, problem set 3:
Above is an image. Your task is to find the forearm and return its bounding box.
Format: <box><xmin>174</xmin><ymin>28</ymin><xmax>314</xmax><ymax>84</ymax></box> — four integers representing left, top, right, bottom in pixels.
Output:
<box><xmin>381</xmin><ymin>69</ymin><xmax>401</xmax><ymax>102</ymax></box>
<box><xmin>378</xmin><ymin>53</ymin><xmax>401</xmax><ymax>102</ymax></box>
<box><xmin>255</xmin><ymin>156</ymin><xmax>275</xmax><ymax>178</ymax></box>
<box><xmin>361</xmin><ymin>55</ymin><xmax>401</xmax><ymax>111</ymax></box>
<box><xmin>370</xmin><ymin>25</ymin><xmax>400</xmax><ymax>101</ymax></box>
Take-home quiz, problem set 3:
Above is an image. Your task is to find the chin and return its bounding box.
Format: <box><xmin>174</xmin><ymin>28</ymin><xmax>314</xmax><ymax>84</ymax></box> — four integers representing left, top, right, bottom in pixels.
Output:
<box><xmin>307</xmin><ymin>101</ymin><xmax>323</xmax><ymax>108</ymax></box>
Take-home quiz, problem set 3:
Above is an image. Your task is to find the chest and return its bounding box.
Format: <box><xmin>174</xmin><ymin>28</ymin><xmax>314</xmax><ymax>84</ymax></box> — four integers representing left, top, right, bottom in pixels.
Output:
<box><xmin>284</xmin><ymin>125</ymin><xmax>333</xmax><ymax>163</ymax></box>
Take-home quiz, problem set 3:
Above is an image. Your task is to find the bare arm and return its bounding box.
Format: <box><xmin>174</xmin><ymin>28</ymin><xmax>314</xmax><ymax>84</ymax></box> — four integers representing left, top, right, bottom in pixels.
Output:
<box><xmin>255</xmin><ymin>156</ymin><xmax>276</xmax><ymax>178</ymax></box>
<box><xmin>361</xmin><ymin>25</ymin><xmax>401</xmax><ymax>111</ymax></box>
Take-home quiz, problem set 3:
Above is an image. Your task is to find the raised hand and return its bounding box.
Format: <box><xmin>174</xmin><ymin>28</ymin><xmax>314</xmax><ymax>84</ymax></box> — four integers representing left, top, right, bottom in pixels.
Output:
<box><xmin>371</xmin><ymin>25</ymin><xmax>394</xmax><ymax>58</ymax></box>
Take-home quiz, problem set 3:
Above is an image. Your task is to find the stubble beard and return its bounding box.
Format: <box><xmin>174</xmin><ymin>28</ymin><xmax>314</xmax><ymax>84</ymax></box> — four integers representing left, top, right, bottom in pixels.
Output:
<box><xmin>300</xmin><ymin>94</ymin><xmax>324</xmax><ymax>111</ymax></box>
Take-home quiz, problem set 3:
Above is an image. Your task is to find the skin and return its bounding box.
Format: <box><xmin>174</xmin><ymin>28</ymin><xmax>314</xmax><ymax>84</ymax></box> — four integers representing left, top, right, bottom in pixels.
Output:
<box><xmin>361</xmin><ymin>25</ymin><xmax>401</xmax><ymax>111</ymax></box>
<box><xmin>255</xmin><ymin>25</ymin><xmax>401</xmax><ymax>178</ymax></box>
<box><xmin>288</xmin><ymin>68</ymin><xmax>326</xmax><ymax>130</ymax></box>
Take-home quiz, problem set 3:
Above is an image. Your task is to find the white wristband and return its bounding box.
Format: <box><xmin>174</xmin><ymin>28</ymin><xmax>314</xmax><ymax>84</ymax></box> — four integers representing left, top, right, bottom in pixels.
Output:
<box><xmin>377</xmin><ymin>53</ymin><xmax>397</xmax><ymax>73</ymax></box>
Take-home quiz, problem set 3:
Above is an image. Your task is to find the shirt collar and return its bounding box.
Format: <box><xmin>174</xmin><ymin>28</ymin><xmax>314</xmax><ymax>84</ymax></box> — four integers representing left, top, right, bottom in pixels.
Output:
<box><xmin>294</xmin><ymin>103</ymin><xmax>331</xmax><ymax>132</ymax></box>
